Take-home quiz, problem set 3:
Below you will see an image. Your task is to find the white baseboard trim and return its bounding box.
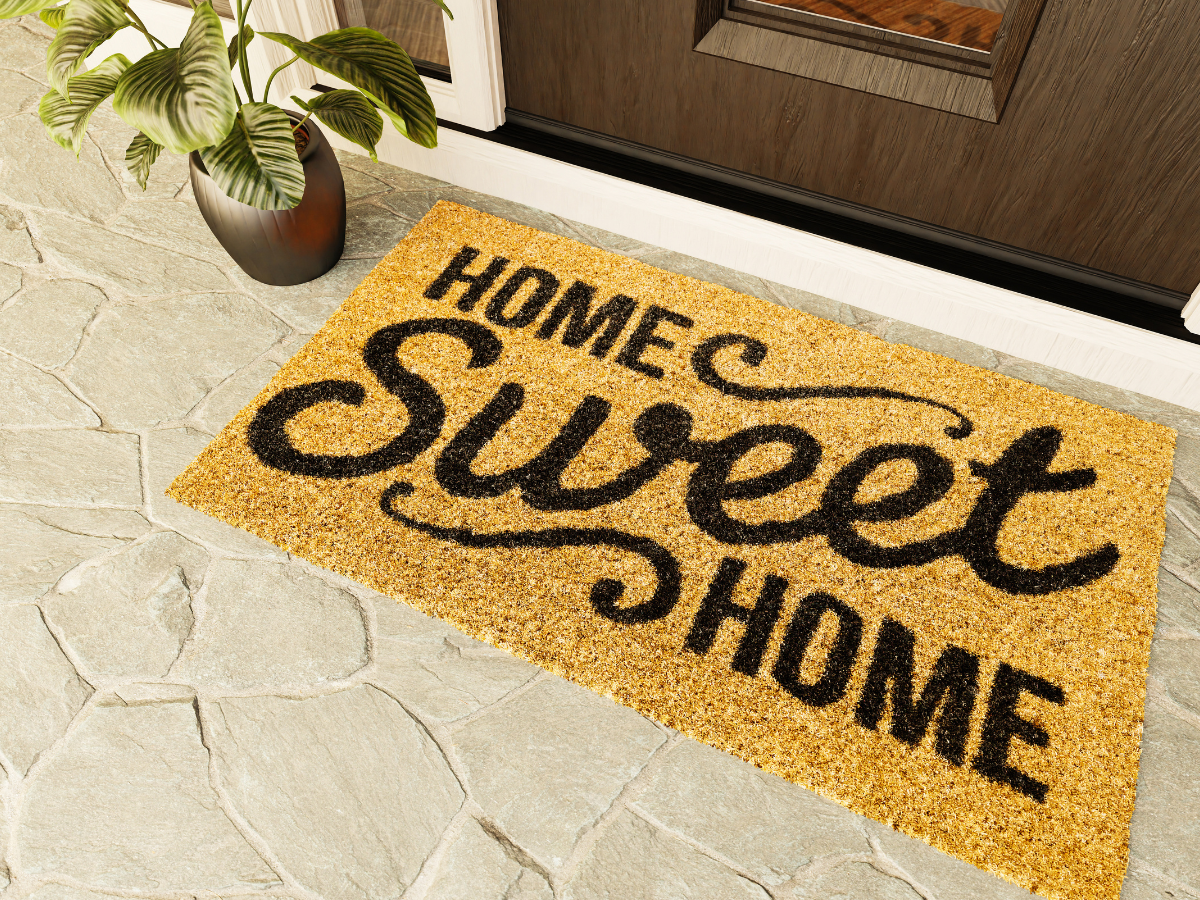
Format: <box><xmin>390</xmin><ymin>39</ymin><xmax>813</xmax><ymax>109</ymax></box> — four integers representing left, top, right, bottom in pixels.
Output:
<box><xmin>318</xmin><ymin>115</ymin><xmax>1200</xmax><ymax>414</ymax></box>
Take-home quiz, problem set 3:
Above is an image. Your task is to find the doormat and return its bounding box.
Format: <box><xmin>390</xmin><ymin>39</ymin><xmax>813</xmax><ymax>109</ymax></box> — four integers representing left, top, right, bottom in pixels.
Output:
<box><xmin>169</xmin><ymin>202</ymin><xmax>1175</xmax><ymax>900</ymax></box>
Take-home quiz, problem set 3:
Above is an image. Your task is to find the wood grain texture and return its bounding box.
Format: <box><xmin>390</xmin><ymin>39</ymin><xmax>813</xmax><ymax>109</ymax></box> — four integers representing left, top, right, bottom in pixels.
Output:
<box><xmin>757</xmin><ymin>0</ymin><xmax>1003</xmax><ymax>50</ymax></box>
<box><xmin>697</xmin><ymin>19</ymin><xmax>997</xmax><ymax>119</ymax></box>
<box><xmin>496</xmin><ymin>0</ymin><xmax>1200</xmax><ymax>293</ymax></box>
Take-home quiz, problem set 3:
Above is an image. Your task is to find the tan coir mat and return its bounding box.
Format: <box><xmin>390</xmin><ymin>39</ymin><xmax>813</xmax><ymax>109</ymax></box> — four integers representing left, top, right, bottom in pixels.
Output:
<box><xmin>170</xmin><ymin>202</ymin><xmax>1176</xmax><ymax>900</ymax></box>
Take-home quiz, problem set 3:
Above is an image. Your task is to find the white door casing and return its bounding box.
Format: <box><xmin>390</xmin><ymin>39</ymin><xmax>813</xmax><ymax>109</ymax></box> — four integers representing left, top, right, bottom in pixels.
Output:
<box><xmin>249</xmin><ymin>0</ymin><xmax>505</xmax><ymax>130</ymax></box>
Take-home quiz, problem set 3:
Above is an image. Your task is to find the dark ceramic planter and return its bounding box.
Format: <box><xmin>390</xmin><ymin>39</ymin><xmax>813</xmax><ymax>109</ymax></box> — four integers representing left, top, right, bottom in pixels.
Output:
<box><xmin>190</xmin><ymin>113</ymin><xmax>346</xmax><ymax>286</ymax></box>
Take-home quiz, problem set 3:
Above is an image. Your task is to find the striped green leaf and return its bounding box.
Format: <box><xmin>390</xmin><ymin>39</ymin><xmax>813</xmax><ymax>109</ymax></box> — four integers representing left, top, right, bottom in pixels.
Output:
<box><xmin>260</xmin><ymin>28</ymin><xmax>436</xmax><ymax>148</ymax></box>
<box><xmin>227</xmin><ymin>22</ymin><xmax>252</xmax><ymax>69</ymax></box>
<box><xmin>38</xmin><ymin>51</ymin><xmax>130</xmax><ymax>155</ymax></box>
<box><xmin>112</xmin><ymin>1</ymin><xmax>237</xmax><ymax>155</ymax></box>
<box><xmin>199</xmin><ymin>102</ymin><xmax>305</xmax><ymax>210</ymax></box>
<box><xmin>47</xmin><ymin>0</ymin><xmax>130</xmax><ymax>99</ymax></box>
<box><xmin>0</xmin><ymin>0</ymin><xmax>52</xmax><ymax>18</ymax></box>
<box><xmin>293</xmin><ymin>89</ymin><xmax>381</xmax><ymax>161</ymax></box>
<box><xmin>125</xmin><ymin>131</ymin><xmax>162</xmax><ymax>190</ymax></box>
<box><xmin>424</xmin><ymin>0</ymin><xmax>452</xmax><ymax>20</ymax></box>
<box><xmin>38</xmin><ymin>5</ymin><xmax>65</xmax><ymax>28</ymax></box>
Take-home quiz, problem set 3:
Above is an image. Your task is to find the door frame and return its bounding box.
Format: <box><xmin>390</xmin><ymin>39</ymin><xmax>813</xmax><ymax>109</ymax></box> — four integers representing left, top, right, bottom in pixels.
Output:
<box><xmin>251</xmin><ymin>0</ymin><xmax>505</xmax><ymax>130</ymax></box>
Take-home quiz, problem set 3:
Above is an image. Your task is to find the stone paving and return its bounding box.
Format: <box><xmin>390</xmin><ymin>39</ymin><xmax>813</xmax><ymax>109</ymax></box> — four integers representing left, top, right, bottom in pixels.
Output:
<box><xmin>0</xmin><ymin>15</ymin><xmax>1198</xmax><ymax>900</ymax></box>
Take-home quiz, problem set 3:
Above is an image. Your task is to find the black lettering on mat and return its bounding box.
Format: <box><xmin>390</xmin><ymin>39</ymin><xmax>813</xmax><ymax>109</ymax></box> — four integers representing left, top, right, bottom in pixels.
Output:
<box><xmin>536</xmin><ymin>280</ymin><xmax>638</xmax><ymax>360</ymax></box>
<box><xmin>771</xmin><ymin>592</ymin><xmax>864</xmax><ymax>707</ymax></box>
<box><xmin>972</xmin><ymin>662</ymin><xmax>1066</xmax><ymax>803</ymax></box>
<box><xmin>423</xmin><ymin>246</ymin><xmax>510</xmax><ymax>312</ymax></box>
<box><xmin>684</xmin><ymin>557</ymin><xmax>788</xmax><ymax>676</ymax></box>
<box><xmin>854</xmin><ymin>618</ymin><xmax>980</xmax><ymax>767</ymax></box>
<box><xmin>614</xmin><ymin>304</ymin><xmax>696</xmax><ymax>379</ymax></box>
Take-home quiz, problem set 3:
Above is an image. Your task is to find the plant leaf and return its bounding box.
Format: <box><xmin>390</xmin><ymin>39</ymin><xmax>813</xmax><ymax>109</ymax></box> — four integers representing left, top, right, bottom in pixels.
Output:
<box><xmin>292</xmin><ymin>90</ymin><xmax>381</xmax><ymax>161</ymax></box>
<box><xmin>112</xmin><ymin>1</ymin><xmax>237</xmax><ymax>155</ymax></box>
<box><xmin>0</xmin><ymin>0</ymin><xmax>53</xmax><ymax>18</ymax></box>
<box><xmin>38</xmin><ymin>51</ymin><xmax>130</xmax><ymax>156</ymax></box>
<box><xmin>125</xmin><ymin>131</ymin><xmax>163</xmax><ymax>190</ymax></box>
<box><xmin>423</xmin><ymin>0</ymin><xmax>452</xmax><ymax>20</ymax></box>
<box><xmin>260</xmin><ymin>28</ymin><xmax>436</xmax><ymax>149</ymax></box>
<box><xmin>47</xmin><ymin>0</ymin><xmax>130</xmax><ymax>99</ymax></box>
<box><xmin>199</xmin><ymin>102</ymin><xmax>305</xmax><ymax>210</ymax></box>
<box><xmin>227</xmin><ymin>22</ymin><xmax>253</xmax><ymax>69</ymax></box>
<box><xmin>38</xmin><ymin>4</ymin><xmax>65</xmax><ymax>28</ymax></box>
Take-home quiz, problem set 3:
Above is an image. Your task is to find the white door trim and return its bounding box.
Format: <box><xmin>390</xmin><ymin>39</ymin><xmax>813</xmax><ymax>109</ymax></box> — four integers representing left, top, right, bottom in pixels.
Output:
<box><xmin>301</xmin><ymin>108</ymin><xmax>1200</xmax><ymax>413</ymax></box>
<box><xmin>251</xmin><ymin>0</ymin><xmax>505</xmax><ymax>131</ymax></box>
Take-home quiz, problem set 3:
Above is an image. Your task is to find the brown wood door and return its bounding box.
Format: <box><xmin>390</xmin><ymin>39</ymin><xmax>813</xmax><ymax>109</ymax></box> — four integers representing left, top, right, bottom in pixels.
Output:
<box><xmin>496</xmin><ymin>0</ymin><xmax>1200</xmax><ymax>296</ymax></box>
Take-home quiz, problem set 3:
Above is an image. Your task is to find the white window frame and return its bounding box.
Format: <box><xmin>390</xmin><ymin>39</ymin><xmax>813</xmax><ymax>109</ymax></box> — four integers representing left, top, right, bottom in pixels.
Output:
<box><xmin>89</xmin><ymin>0</ymin><xmax>504</xmax><ymax>132</ymax></box>
<box><xmin>249</xmin><ymin>0</ymin><xmax>505</xmax><ymax>131</ymax></box>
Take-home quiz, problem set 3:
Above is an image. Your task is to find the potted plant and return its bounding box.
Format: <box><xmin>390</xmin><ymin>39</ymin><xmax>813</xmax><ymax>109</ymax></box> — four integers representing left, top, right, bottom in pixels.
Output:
<box><xmin>0</xmin><ymin>0</ymin><xmax>450</xmax><ymax>284</ymax></box>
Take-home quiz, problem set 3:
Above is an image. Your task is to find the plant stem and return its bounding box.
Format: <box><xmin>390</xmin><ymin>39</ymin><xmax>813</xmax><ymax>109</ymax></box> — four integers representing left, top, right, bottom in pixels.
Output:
<box><xmin>235</xmin><ymin>0</ymin><xmax>254</xmax><ymax>102</ymax></box>
<box><xmin>263</xmin><ymin>54</ymin><xmax>298</xmax><ymax>100</ymax></box>
<box><xmin>291</xmin><ymin>110</ymin><xmax>313</xmax><ymax>132</ymax></box>
<box><xmin>124</xmin><ymin>8</ymin><xmax>167</xmax><ymax>50</ymax></box>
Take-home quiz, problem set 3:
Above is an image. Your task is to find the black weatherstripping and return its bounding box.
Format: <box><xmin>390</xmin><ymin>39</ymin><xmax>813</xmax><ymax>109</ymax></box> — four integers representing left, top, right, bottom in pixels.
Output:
<box><xmin>437</xmin><ymin>111</ymin><xmax>1199</xmax><ymax>345</ymax></box>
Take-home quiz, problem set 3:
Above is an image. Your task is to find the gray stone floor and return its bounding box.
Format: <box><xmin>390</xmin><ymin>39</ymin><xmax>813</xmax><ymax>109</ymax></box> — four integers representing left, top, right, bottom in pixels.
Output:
<box><xmin>0</xmin><ymin>15</ymin><xmax>1198</xmax><ymax>900</ymax></box>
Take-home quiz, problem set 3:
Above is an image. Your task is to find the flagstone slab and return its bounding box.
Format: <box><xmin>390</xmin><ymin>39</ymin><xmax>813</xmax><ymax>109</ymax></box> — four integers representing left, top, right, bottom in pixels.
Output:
<box><xmin>0</xmin><ymin>116</ymin><xmax>124</xmax><ymax>221</ymax></box>
<box><xmin>1149</xmin><ymin>640</ymin><xmax>1200</xmax><ymax>718</ymax></box>
<box><xmin>1163</xmin><ymin>501</ymin><xmax>1200</xmax><ymax>570</ymax></box>
<box><xmin>173</xmin><ymin>558</ymin><xmax>367</xmax><ymax>689</ymax></box>
<box><xmin>67</xmin><ymin>292</ymin><xmax>287</xmax><ymax>428</ymax></box>
<box><xmin>205</xmin><ymin>686</ymin><xmax>464</xmax><ymax>900</ymax></box>
<box><xmin>562</xmin><ymin>810</ymin><xmax>770</xmax><ymax>900</ymax></box>
<box><xmin>85</xmin><ymin>108</ymin><xmax>191</xmax><ymax>201</ymax></box>
<box><xmin>0</xmin><ymin>69</ymin><xmax>46</xmax><ymax>118</ymax></box>
<box><xmin>344</xmin><ymin>201</ymin><xmax>416</xmax><ymax>257</ymax></box>
<box><xmin>0</xmin><ymin>280</ymin><xmax>105</xmax><ymax>368</ymax></box>
<box><xmin>193</xmin><ymin>356</ymin><xmax>282</xmax><ymax>433</ymax></box>
<box><xmin>424</xmin><ymin>819</ymin><xmax>552</xmax><ymax>900</ymax></box>
<box><xmin>108</xmin><ymin>200</ymin><xmax>232</xmax><ymax>265</ymax></box>
<box><xmin>146</xmin><ymin>427</ymin><xmax>289</xmax><ymax>559</ymax></box>
<box><xmin>373</xmin><ymin>595</ymin><xmax>475</xmax><ymax>645</ymax></box>
<box><xmin>34</xmin><ymin>212</ymin><xmax>229</xmax><ymax>295</ymax></box>
<box><xmin>0</xmin><ymin>23</ymin><xmax>48</xmax><ymax>73</ymax></box>
<box><xmin>0</xmin><ymin>504</ymin><xmax>143</xmax><ymax>604</ymax></box>
<box><xmin>371</xmin><ymin>638</ymin><xmax>538</xmax><ymax>723</ymax></box>
<box><xmin>1157</xmin><ymin>569</ymin><xmax>1200</xmax><ymax>635</ymax></box>
<box><xmin>0</xmin><ymin>204</ymin><xmax>38</xmax><ymax>264</ymax></box>
<box><xmin>793</xmin><ymin>860</ymin><xmax>924</xmax><ymax>900</ymax></box>
<box><xmin>559</xmin><ymin>217</ymin><xmax>659</xmax><ymax>259</ymax></box>
<box><xmin>0</xmin><ymin>604</ymin><xmax>91</xmax><ymax>774</ymax></box>
<box><xmin>1126</xmin><ymin>706</ymin><xmax>1200</xmax><ymax>891</ymax></box>
<box><xmin>0</xmin><ymin>260</ymin><xmax>19</xmax><ymax>301</ymax></box>
<box><xmin>42</xmin><ymin>532</ymin><xmax>208</xmax><ymax>680</ymax></box>
<box><xmin>864</xmin><ymin>821</ymin><xmax>1038</xmax><ymax>900</ymax></box>
<box><xmin>0</xmin><ymin>429</ymin><xmax>140</xmax><ymax>507</ymax></box>
<box><xmin>0</xmin><ymin>353</ymin><xmax>98</xmax><ymax>426</ymax></box>
<box><xmin>229</xmin><ymin>256</ymin><xmax>381</xmax><ymax>332</ymax></box>
<box><xmin>18</xmin><ymin>701</ymin><xmax>278</xmax><ymax>889</ymax></box>
<box><xmin>632</xmin><ymin>739</ymin><xmax>869</xmax><ymax>885</ymax></box>
<box><xmin>453</xmin><ymin>677</ymin><xmax>667</xmax><ymax>869</ymax></box>
<box><xmin>342</xmin><ymin>166</ymin><xmax>393</xmax><ymax>200</ymax></box>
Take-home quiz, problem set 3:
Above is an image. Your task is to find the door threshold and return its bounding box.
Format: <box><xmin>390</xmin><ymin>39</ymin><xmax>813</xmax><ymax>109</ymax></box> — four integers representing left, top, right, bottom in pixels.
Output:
<box><xmin>303</xmin><ymin>95</ymin><xmax>1200</xmax><ymax>413</ymax></box>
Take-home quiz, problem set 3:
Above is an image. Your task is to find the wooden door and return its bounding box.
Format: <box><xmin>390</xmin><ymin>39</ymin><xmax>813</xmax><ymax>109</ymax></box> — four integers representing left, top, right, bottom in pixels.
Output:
<box><xmin>496</xmin><ymin>0</ymin><xmax>1200</xmax><ymax>296</ymax></box>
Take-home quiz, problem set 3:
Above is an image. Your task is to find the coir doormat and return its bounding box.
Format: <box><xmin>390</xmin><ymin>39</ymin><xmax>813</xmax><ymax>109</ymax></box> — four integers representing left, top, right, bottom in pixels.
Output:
<box><xmin>170</xmin><ymin>202</ymin><xmax>1175</xmax><ymax>900</ymax></box>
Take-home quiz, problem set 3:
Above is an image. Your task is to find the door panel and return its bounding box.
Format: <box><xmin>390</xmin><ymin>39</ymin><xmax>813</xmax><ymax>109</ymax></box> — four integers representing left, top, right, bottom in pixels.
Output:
<box><xmin>496</xmin><ymin>0</ymin><xmax>1200</xmax><ymax>293</ymax></box>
